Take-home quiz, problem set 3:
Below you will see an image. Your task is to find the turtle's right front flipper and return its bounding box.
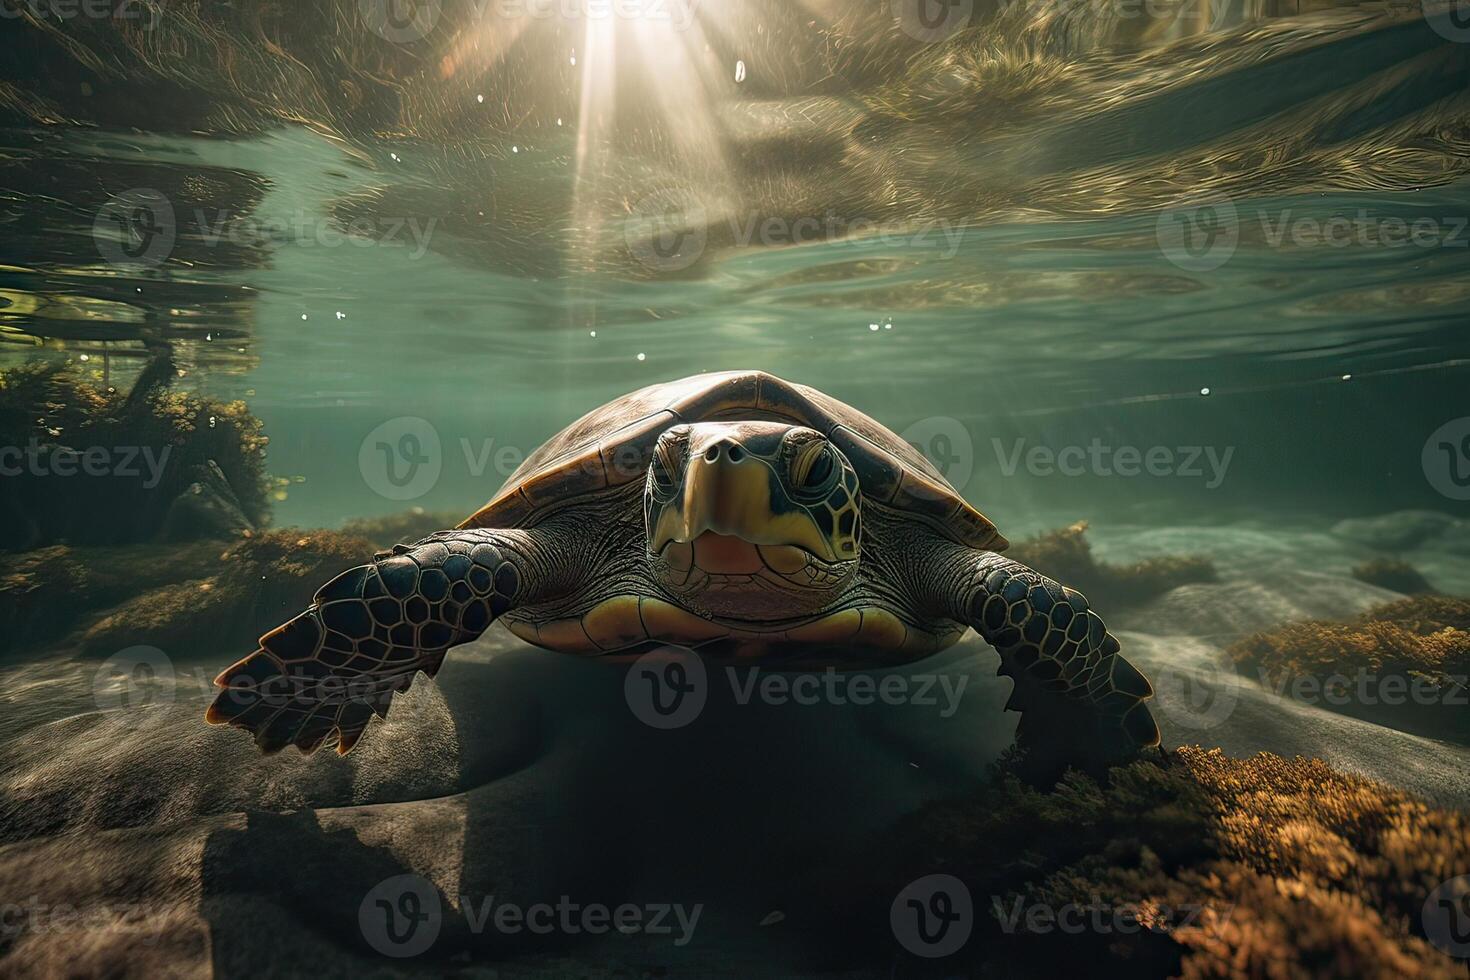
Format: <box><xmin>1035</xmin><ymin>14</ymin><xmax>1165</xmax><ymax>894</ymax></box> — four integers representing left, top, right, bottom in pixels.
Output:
<box><xmin>206</xmin><ymin>530</ymin><xmax>529</xmax><ymax>755</ymax></box>
<box><xmin>941</xmin><ymin>550</ymin><xmax>1159</xmax><ymax>771</ymax></box>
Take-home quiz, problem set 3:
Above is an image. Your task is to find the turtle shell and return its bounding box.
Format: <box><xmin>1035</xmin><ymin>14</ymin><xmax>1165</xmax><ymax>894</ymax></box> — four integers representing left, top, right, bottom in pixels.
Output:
<box><xmin>461</xmin><ymin>371</ymin><xmax>1007</xmax><ymax>550</ymax></box>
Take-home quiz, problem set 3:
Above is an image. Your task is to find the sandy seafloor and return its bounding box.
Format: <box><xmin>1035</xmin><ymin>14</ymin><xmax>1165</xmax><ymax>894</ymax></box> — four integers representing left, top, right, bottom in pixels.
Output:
<box><xmin>1</xmin><ymin>513</ymin><xmax>1468</xmax><ymax>977</ymax></box>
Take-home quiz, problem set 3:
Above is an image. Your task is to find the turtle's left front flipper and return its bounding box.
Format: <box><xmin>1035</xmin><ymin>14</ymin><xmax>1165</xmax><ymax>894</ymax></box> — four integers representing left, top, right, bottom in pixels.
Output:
<box><xmin>946</xmin><ymin>551</ymin><xmax>1159</xmax><ymax>767</ymax></box>
<box><xmin>206</xmin><ymin>529</ymin><xmax>532</xmax><ymax>756</ymax></box>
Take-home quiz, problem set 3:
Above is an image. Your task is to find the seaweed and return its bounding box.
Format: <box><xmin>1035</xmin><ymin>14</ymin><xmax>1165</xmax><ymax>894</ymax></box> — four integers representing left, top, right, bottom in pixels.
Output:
<box><xmin>1352</xmin><ymin>558</ymin><xmax>1436</xmax><ymax>595</ymax></box>
<box><xmin>0</xmin><ymin>361</ymin><xmax>270</xmax><ymax>549</ymax></box>
<box><xmin>76</xmin><ymin>530</ymin><xmax>374</xmax><ymax>658</ymax></box>
<box><xmin>339</xmin><ymin>508</ymin><xmax>464</xmax><ymax>550</ymax></box>
<box><xmin>1225</xmin><ymin>597</ymin><xmax>1470</xmax><ymax>743</ymax></box>
<box><xmin>793</xmin><ymin>749</ymin><xmax>1470</xmax><ymax>978</ymax></box>
<box><xmin>1007</xmin><ymin>521</ymin><xmax>1216</xmax><ymax>609</ymax></box>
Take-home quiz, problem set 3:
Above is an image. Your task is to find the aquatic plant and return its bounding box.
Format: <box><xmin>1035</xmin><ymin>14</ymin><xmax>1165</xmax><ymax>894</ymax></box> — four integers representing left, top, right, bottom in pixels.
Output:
<box><xmin>1351</xmin><ymin>558</ymin><xmax>1437</xmax><ymax>595</ymax></box>
<box><xmin>1225</xmin><ymin>597</ymin><xmax>1470</xmax><ymax>742</ymax></box>
<box><xmin>797</xmin><ymin>748</ymin><xmax>1470</xmax><ymax>977</ymax></box>
<box><xmin>0</xmin><ymin>361</ymin><xmax>270</xmax><ymax>549</ymax></box>
<box><xmin>339</xmin><ymin>508</ymin><xmax>464</xmax><ymax>549</ymax></box>
<box><xmin>77</xmin><ymin>531</ymin><xmax>374</xmax><ymax>657</ymax></box>
<box><xmin>1007</xmin><ymin>521</ymin><xmax>1216</xmax><ymax>608</ymax></box>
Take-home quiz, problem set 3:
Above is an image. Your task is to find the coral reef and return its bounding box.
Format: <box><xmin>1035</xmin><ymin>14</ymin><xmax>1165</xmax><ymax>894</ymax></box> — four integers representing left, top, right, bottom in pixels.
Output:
<box><xmin>798</xmin><ymin>748</ymin><xmax>1470</xmax><ymax>978</ymax></box>
<box><xmin>339</xmin><ymin>508</ymin><xmax>463</xmax><ymax>549</ymax></box>
<box><xmin>76</xmin><ymin>531</ymin><xmax>374</xmax><ymax>658</ymax></box>
<box><xmin>0</xmin><ymin>508</ymin><xmax>471</xmax><ymax>655</ymax></box>
<box><xmin>1007</xmin><ymin>521</ymin><xmax>1216</xmax><ymax>609</ymax></box>
<box><xmin>1352</xmin><ymin>558</ymin><xmax>1436</xmax><ymax>595</ymax></box>
<box><xmin>0</xmin><ymin>361</ymin><xmax>269</xmax><ymax>549</ymax></box>
<box><xmin>1332</xmin><ymin>511</ymin><xmax>1470</xmax><ymax>552</ymax></box>
<box><xmin>1226</xmin><ymin>597</ymin><xmax>1470</xmax><ymax>742</ymax></box>
<box><xmin>1</xmin><ymin>530</ymin><xmax>374</xmax><ymax>657</ymax></box>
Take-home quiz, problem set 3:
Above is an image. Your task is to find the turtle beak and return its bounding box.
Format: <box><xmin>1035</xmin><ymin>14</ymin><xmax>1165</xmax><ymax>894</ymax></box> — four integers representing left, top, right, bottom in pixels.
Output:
<box><xmin>650</xmin><ymin>441</ymin><xmax>840</xmax><ymax>561</ymax></box>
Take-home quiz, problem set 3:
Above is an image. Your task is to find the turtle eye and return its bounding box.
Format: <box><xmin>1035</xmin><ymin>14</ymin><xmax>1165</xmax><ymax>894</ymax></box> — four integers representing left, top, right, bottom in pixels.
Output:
<box><xmin>650</xmin><ymin>438</ymin><xmax>683</xmax><ymax>498</ymax></box>
<box><xmin>791</xmin><ymin>442</ymin><xmax>839</xmax><ymax>498</ymax></box>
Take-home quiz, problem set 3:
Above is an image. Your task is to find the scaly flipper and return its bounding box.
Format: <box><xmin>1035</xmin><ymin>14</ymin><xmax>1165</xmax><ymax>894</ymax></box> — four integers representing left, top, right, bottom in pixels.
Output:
<box><xmin>951</xmin><ymin>551</ymin><xmax>1159</xmax><ymax>765</ymax></box>
<box><xmin>206</xmin><ymin>530</ymin><xmax>531</xmax><ymax>755</ymax></box>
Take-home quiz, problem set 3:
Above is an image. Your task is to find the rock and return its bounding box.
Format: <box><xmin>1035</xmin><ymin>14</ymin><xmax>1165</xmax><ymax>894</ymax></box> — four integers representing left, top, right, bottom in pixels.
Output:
<box><xmin>1351</xmin><ymin>558</ymin><xmax>1436</xmax><ymax>595</ymax></box>
<box><xmin>159</xmin><ymin>460</ymin><xmax>256</xmax><ymax>542</ymax></box>
<box><xmin>1331</xmin><ymin>511</ymin><xmax>1464</xmax><ymax>551</ymax></box>
<box><xmin>1117</xmin><ymin>571</ymin><xmax>1400</xmax><ymax>638</ymax></box>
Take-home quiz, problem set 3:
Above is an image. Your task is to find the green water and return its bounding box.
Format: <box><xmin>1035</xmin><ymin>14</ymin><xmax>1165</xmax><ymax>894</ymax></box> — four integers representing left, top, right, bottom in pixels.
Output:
<box><xmin>3</xmin><ymin>2</ymin><xmax>1470</xmax><ymax>975</ymax></box>
<box><xmin>4</xmin><ymin>117</ymin><xmax>1469</xmax><ymax>533</ymax></box>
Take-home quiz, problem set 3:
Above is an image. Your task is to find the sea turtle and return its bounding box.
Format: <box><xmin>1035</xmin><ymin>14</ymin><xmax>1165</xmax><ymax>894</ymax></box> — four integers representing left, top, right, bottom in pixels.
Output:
<box><xmin>206</xmin><ymin>371</ymin><xmax>1158</xmax><ymax>762</ymax></box>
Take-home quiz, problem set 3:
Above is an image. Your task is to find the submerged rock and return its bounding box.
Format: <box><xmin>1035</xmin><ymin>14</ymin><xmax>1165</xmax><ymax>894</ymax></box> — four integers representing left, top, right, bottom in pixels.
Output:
<box><xmin>159</xmin><ymin>460</ymin><xmax>257</xmax><ymax>542</ymax></box>
<box><xmin>1122</xmin><ymin>571</ymin><xmax>1399</xmax><ymax>638</ymax></box>
<box><xmin>1007</xmin><ymin>521</ymin><xmax>1216</xmax><ymax>609</ymax></box>
<box><xmin>1226</xmin><ymin>596</ymin><xmax>1470</xmax><ymax>743</ymax></box>
<box><xmin>1332</xmin><ymin>511</ymin><xmax>1469</xmax><ymax>552</ymax></box>
<box><xmin>78</xmin><ymin>530</ymin><xmax>376</xmax><ymax>658</ymax></box>
<box><xmin>0</xmin><ymin>361</ymin><xmax>270</xmax><ymax>548</ymax></box>
<box><xmin>339</xmin><ymin>508</ymin><xmax>464</xmax><ymax>549</ymax></box>
<box><xmin>797</xmin><ymin>748</ymin><xmax>1470</xmax><ymax>978</ymax></box>
<box><xmin>1352</xmin><ymin>557</ymin><xmax>1437</xmax><ymax>595</ymax></box>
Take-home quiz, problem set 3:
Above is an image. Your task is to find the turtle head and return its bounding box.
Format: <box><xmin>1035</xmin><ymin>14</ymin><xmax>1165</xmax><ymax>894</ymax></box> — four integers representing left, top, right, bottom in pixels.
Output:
<box><xmin>645</xmin><ymin>422</ymin><xmax>862</xmax><ymax>618</ymax></box>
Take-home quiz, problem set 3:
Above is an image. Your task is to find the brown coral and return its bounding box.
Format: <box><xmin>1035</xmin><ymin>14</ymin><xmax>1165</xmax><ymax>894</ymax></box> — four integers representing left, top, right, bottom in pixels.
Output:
<box><xmin>1352</xmin><ymin>558</ymin><xmax>1436</xmax><ymax>596</ymax></box>
<box><xmin>77</xmin><ymin>530</ymin><xmax>374</xmax><ymax>657</ymax></box>
<box><xmin>797</xmin><ymin>749</ymin><xmax>1470</xmax><ymax>978</ymax></box>
<box><xmin>1225</xmin><ymin>598</ymin><xmax>1470</xmax><ymax>742</ymax></box>
<box><xmin>1008</xmin><ymin>521</ymin><xmax>1216</xmax><ymax>609</ymax></box>
<box><xmin>0</xmin><ymin>361</ymin><xmax>270</xmax><ymax>549</ymax></box>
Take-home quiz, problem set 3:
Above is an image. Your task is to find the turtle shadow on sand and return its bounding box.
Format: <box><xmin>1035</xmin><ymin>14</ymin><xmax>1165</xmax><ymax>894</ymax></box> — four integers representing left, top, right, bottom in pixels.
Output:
<box><xmin>192</xmin><ymin>631</ymin><xmax>1019</xmax><ymax>974</ymax></box>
